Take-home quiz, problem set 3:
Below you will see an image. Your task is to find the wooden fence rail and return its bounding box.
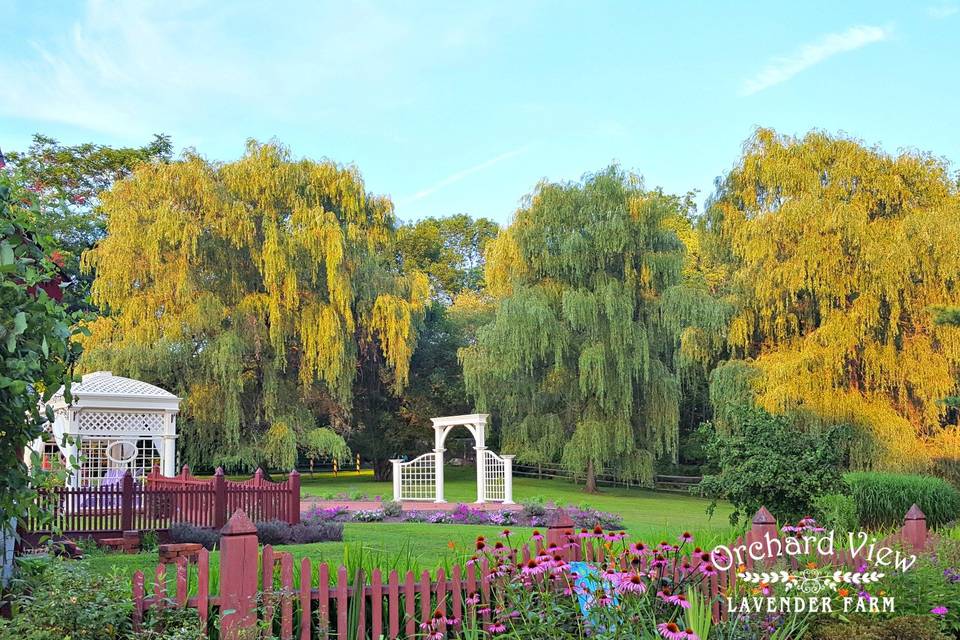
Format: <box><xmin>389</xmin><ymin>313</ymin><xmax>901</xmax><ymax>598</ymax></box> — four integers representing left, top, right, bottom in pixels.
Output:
<box><xmin>21</xmin><ymin>466</ymin><xmax>300</xmax><ymax>545</ymax></box>
<box><xmin>511</xmin><ymin>461</ymin><xmax>701</xmax><ymax>492</ymax></box>
<box><xmin>133</xmin><ymin>504</ymin><xmax>933</xmax><ymax>639</ymax></box>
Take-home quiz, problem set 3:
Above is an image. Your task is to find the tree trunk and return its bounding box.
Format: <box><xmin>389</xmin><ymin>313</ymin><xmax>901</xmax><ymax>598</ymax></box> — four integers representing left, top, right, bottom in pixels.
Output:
<box><xmin>584</xmin><ymin>459</ymin><xmax>598</xmax><ymax>494</ymax></box>
<box><xmin>372</xmin><ymin>458</ymin><xmax>392</xmax><ymax>482</ymax></box>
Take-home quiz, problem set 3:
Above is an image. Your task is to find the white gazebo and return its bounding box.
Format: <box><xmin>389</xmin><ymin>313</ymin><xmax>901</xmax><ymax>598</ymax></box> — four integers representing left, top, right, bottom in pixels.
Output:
<box><xmin>390</xmin><ymin>414</ymin><xmax>514</xmax><ymax>504</ymax></box>
<box><xmin>27</xmin><ymin>371</ymin><xmax>181</xmax><ymax>487</ymax></box>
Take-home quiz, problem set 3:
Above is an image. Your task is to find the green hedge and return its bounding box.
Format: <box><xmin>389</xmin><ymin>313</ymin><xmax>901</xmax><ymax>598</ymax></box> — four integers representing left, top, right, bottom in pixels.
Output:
<box><xmin>844</xmin><ymin>472</ymin><xmax>960</xmax><ymax>529</ymax></box>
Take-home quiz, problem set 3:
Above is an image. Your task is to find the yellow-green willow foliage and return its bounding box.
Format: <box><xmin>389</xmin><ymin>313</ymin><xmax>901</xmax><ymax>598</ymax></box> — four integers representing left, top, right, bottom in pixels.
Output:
<box><xmin>705</xmin><ymin>128</ymin><xmax>960</xmax><ymax>470</ymax></box>
<box><xmin>81</xmin><ymin>142</ymin><xmax>428</xmax><ymax>469</ymax></box>
<box><xmin>461</xmin><ymin>167</ymin><xmax>690</xmax><ymax>489</ymax></box>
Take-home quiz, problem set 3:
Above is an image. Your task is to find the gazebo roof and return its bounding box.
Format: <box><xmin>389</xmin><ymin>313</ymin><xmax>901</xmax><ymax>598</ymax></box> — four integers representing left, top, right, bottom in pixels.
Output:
<box><xmin>49</xmin><ymin>371</ymin><xmax>181</xmax><ymax>412</ymax></box>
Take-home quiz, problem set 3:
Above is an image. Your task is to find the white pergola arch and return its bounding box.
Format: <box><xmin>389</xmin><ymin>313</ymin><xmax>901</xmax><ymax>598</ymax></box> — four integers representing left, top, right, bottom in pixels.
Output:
<box><xmin>391</xmin><ymin>413</ymin><xmax>514</xmax><ymax>504</ymax></box>
<box><xmin>27</xmin><ymin>371</ymin><xmax>181</xmax><ymax>487</ymax></box>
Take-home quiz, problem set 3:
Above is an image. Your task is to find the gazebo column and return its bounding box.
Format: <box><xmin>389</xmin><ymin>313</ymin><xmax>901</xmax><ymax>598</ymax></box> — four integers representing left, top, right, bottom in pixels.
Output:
<box><xmin>390</xmin><ymin>459</ymin><xmax>403</xmax><ymax>501</ymax></box>
<box><xmin>162</xmin><ymin>411</ymin><xmax>178</xmax><ymax>477</ymax></box>
<box><xmin>434</xmin><ymin>448</ymin><xmax>445</xmax><ymax>503</ymax></box>
<box><xmin>65</xmin><ymin>410</ymin><xmax>80</xmax><ymax>488</ymax></box>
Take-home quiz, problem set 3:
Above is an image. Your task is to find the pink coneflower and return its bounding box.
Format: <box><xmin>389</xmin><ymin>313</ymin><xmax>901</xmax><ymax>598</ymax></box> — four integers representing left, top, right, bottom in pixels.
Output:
<box><xmin>682</xmin><ymin>628</ymin><xmax>700</xmax><ymax>640</ymax></box>
<box><xmin>521</xmin><ymin>559</ymin><xmax>546</xmax><ymax>577</ymax></box>
<box><xmin>667</xmin><ymin>593</ymin><xmax>690</xmax><ymax>609</ymax></box>
<box><xmin>699</xmin><ymin>563</ymin><xmax>718</xmax><ymax>577</ymax></box>
<box><xmin>932</xmin><ymin>606</ymin><xmax>949</xmax><ymax>615</ymax></box>
<box><xmin>617</xmin><ymin>573</ymin><xmax>647</xmax><ymax>594</ymax></box>
<box><xmin>476</xmin><ymin>540</ymin><xmax>486</xmax><ymax>551</ymax></box>
<box><xmin>500</xmin><ymin>529</ymin><xmax>512</xmax><ymax>538</ymax></box>
<box><xmin>486</xmin><ymin>622</ymin><xmax>507</xmax><ymax>634</ymax></box>
<box><xmin>531</xmin><ymin>530</ymin><xmax>544</xmax><ymax>541</ymax></box>
<box><xmin>658</xmin><ymin>621</ymin><xmax>685</xmax><ymax>640</ymax></box>
<box><xmin>427</xmin><ymin>632</ymin><xmax>443</xmax><ymax>640</ymax></box>
<box><xmin>679</xmin><ymin>531</ymin><xmax>694</xmax><ymax>543</ymax></box>
<box><xmin>465</xmin><ymin>592</ymin><xmax>480</xmax><ymax>606</ymax></box>
<box><xmin>632</xmin><ymin>542</ymin><xmax>648</xmax><ymax>555</ymax></box>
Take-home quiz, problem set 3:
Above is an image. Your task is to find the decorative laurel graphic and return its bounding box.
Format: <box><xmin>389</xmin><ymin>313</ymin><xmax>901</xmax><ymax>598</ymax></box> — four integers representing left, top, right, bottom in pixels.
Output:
<box><xmin>737</xmin><ymin>569</ymin><xmax>885</xmax><ymax>594</ymax></box>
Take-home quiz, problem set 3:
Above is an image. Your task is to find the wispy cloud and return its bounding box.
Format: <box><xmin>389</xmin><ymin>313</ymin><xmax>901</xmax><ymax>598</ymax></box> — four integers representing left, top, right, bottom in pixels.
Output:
<box><xmin>404</xmin><ymin>147</ymin><xmax>529</xmax><ymax>203</ymax></box>
<box><xmin>741</xmin><ymin>25</ymin><xmax>893</xmax><ymax>96</ymax></box>
<box><xmin>928</xmin><ymin>3</ymin><xmax>959</xmax><ymax>18</ymax></box>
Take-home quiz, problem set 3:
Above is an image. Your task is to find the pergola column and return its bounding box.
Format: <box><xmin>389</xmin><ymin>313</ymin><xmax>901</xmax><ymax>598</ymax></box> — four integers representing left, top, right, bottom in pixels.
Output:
<box><xmin>434</xmin><ymin>448</ymin><xmax>445</xmax><ymax>503</ymax></box>
<box><xmin>390</xmin><ymin>459</ymin><xmax>403</xmax><ymax>501</ymax></box>
<box><xmin>162</xmin><ymin>410</ymin><xmax>178</xmax><ymax>477</ymax></box>
<box><xmin>475</xmin><ymin>446</ymin><xmax>487</xmax><ymax>504</ymax></box>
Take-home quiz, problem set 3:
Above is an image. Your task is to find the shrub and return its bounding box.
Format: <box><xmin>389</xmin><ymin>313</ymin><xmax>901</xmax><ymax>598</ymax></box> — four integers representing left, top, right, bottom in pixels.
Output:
<box><xmin>169</xmin><ymin>522</ymin><xmax>220</xmax><ymax>550</ymax></box>
<box><xmin>812</xmin><ymin>493</ymin><xmax>859</xmax><ymax>533</ymax></box>
<box><xmin>810</xmin><ymin>615</ymin><xmax>951</xmax><ymax>640</ymax></box>
<box><xmin>520</xmin><ymin>496</ymin><xmax>548</xmax><ymax>518</ymax></box>
<box><xmin>304</xmin><ymin>504</ymin><xmax>348</xmax><ymax>522</ymax></box>
<box><xmin>353</xmin><ymin>509</ymin><xmax>385</xmax><ymax>522</ymax></box>
<box><xmin>382</xmin><ymin>500</ymin><xmax>403</xmax><ymax>518</ymax></box>
<box><xmin>698</xmin><ymin>407</ymin><xmax>850</xmax><ymax>525</ymax></box>
<box><xmin>140</xmin><ymin>529</ymin><xmax>160</xmax><ymax>552</ymax></box>
<box><xmin>565</xmin><ymin>506</ymin><xmax>624</xmax><ymax>530</ymax></box>
<box><xmin>845</xmin><ymin>471</ymin><xmax>960</xmax><ymax>528</ymax></box>
<box><xmin>0</xmin><ymin>559</ymin><xmax>132</xmax><ymax>640</ymax></box>
<box><xmin>290</xmin><ymin>521</ymin><xmax>343</xmax><ymax>543</ymax></box>
<box><xmin>256</xmin><ymin>519</ymin><xmax>292</xmax><ymax>546</ymax></box>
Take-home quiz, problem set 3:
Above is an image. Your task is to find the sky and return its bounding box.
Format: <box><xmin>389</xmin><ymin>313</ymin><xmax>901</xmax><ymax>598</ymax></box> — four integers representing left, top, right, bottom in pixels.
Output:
<box><xmin>1</xmin><ymin>0</ymin><xmax>958</xmax><ymax>225</ymax></box>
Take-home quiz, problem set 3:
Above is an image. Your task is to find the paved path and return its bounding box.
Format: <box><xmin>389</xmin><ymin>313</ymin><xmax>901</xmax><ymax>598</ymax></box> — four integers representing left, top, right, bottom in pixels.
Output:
<box><xmin>300</xmin><ymin>499</ymin><xmax>522</xmax><ymax>514</ymax></box>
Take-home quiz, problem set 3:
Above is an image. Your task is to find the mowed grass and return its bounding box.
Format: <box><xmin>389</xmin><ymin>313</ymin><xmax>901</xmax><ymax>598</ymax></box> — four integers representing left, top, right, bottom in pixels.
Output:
<box><xmin>80</xmin><ymin>467</ymin><xmax>737</xmax><ymax>582</ymax></box>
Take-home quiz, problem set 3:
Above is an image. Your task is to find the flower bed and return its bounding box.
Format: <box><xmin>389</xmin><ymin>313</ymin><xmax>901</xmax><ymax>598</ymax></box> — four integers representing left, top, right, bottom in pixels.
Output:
<box><xmin>302</xmin><ymin>500</ymin><xmax>624</xmax><ymax>529</ymax></box>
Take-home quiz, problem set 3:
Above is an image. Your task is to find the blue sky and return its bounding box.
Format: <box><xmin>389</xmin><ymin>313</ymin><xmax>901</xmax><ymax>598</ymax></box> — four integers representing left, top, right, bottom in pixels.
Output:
<box><xmin>1</xmin><ymin>1</ymin><xmax>958</xmax><ymax>225</ymax></box>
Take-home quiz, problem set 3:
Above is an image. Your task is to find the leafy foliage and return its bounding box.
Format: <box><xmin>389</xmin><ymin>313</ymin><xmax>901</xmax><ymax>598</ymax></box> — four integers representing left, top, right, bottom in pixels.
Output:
<box><xmin>811</xmin><ymin>493</ymin><xmax>859</xmax><ymax>533</ymax></box>
<box><xmin>80</xmin><ymin>141</ymin><xmax>427</xmax><ymax>471</ymax></box>
<box><xmin>702</xmin><ymin>128</ymin><xmax>960</xmax><ymax>471</ymax></box>
<box><xmin>844</xmin><ymin>471</ymin><xmax>960</xmax><ymax>529</ymax></box>
<box><xmin>462</xmin><ymin>166</ymin><xmax>691</xmax><ymax>488</ymax></box>
<box><xmin>0</xmin><ymin>174</ymin><xmax>84</xmax><ymax>530</ymax></box>
<box><xmin>698</xmin><ymin>406</ymin><xmax>851</xmax><ymax>524</ymax></box>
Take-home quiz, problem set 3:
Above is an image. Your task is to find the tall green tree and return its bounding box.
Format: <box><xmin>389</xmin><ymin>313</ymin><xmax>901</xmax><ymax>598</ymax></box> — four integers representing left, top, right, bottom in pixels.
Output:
<box><xmin>461</xmin><ymin>167</ymin><xmax>688</xmax><ymax>491</ymax></box>
<box><xmin>703</xmin><ymin>128</ymin><xmax>960</xmax><ymax>471</ymax></box>
<box><xmin>80</xmin><ymin>141</ymin><xmax>428</xmax><ymax>471</ymax></box>
<box><xmin>397</xmin><ymin>214</ymin><xmax>499</xmax><ymax>301</ymax></box>
<box><xmin>5</xmin><ymin>134</ymin><xmax>173</xmax><ymax>309</ymax></box>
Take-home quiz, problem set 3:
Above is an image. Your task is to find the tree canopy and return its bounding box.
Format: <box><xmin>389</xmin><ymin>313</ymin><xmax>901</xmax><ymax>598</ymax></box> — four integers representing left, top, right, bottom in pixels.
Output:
<box><xmin>702</xmin><ymin>128</ymin><xmax>960</xmax><ymax>471</ymax></box>
<box><xmin>80</xmin><ymin>141</ymin><xmax>428</xmax><ymax>471</ymax></box>
<box><xmin>461</xmin><ymin>167</ymin><xmax>689</xmax><ymax>490</ymax></box>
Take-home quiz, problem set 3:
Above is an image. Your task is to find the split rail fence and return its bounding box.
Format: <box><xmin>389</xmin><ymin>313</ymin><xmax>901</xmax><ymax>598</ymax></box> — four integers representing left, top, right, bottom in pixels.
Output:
<box><xmin>20</xmin><ymin>466</ymin><xmax>300</xmax><ymax>545</ymax></box>
<box><xmin>132</xmin><ymin>504</ymin><xmax>933</xmax><ymax>639</ymax></box>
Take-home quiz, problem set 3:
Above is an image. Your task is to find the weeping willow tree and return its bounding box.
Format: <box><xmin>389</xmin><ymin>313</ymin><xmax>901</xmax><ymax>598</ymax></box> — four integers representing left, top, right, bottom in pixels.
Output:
<box><xmin>81</xmin><ymin>141</ymin><xmax>428</xmax><ymax>471</ymax></box>
<box><xmin>704</xmin><ymin>128</ymin><xmax>960</xmax><ymax>470</ymax></box>
<box><xmin>461</xmin><ymin>166</ymin><xmax>692</xmax><ymax>491</ymax></box>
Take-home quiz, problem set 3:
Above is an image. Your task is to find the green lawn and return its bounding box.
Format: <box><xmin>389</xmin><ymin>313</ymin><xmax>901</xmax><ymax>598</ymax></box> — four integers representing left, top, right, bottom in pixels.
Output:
<box><xmin>80</xmin><ymin>468</ymin><xmax>737</xmax><ymax>582</ymax></box>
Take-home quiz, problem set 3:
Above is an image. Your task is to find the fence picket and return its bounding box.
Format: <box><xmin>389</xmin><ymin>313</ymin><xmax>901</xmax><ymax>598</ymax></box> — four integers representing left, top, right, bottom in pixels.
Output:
<box><xmin>263</xmin><ymin>545</ymin><xmax>276</xmax><ymax>627</ymax></box>
<box><xmin>197</xmin><ymin>548</ymin><xmax>209</xmax><ymax>629</ymax></box>
<box><xmin>388</xmin><ymin>570</ymin><xmax>400</xmax><ymax>639</ymax></box>
<box><xmin>451</xmin><ymin>565</ymin><xmax>463</xmax><ymax>624</ymax></box>
<box><xmin>132</xmin><ymin>570</ymin><xmax>145</xmax><ymax>631</ymax></box>
<box><xmin>336</xmin><ymin>566</ymin><xmax>348</xmax><ymax>640</ymax></box>
<box><xmin>299</xmin><ymin>558</ymin><xmax>312</xmax><ymax>640</ymax></box>
<box><xmin>318</xmin><ymin>563</ymin><xmax>330</xmax><ymax>640</ymax></box>
<box><xmin>371</xmin><ymin>569</ymin><xmax>383</xmax><ymax>640</ymax></box>
<box><xmin>281</xmin><ymin>553</ymin><xmax>294</xmax><ymax>640</ymax></box>
<box><xmin>175</xmin><ymin>557</ymin><xmax>188</xmax><ymax>606</ymax></box>
<box><xmin>404</xmin><ymin>571</ymin><xmax>416</xmax><ymax>639</ymax></box>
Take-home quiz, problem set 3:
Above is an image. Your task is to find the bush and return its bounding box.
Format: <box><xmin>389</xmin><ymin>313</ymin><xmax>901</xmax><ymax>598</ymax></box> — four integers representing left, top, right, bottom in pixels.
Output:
<box><xmin>698</xmin><ymin>407</ymin><xmax>850</xmax><ymax>525</ymax></box>
<box><xmin>304</xmin><ymin>504</ymin><xmax>348</xmax><ymax>522</ymax></box>
<box><xmin>382</xmin><ymin>500</ymin><xmax>402</xmax><ymax>518</ymax></box>
<box><xmin>353</xmin><ymin>509</ymin><xmax>385</xmax><ymax>522</ymax></box>
<box><xmin>256</xmin><ymin>519</ymin><xmax>292</xmax><ymax>546</ymax></box>
<box><xmin>290</xmin><ymin>521</ymin><xmax>343</xmax><ymax>543</ymax></box>
<box><xmin>169</xmin><ymin>522</ymin><xmax>220</xmax><ymax>550</ymax></box>
<box><xmin>810</xmin><ymin>615</ymin><xmax>951</xmax><ymax>640</ymax></box>
<box><xmin>0</xmin><ymin>559</ymin><xmax>132</xmax><ymax>640</ymax></box>
<box><xmin>812</xmin><ymin>493</ymin><xmax>859</xmax><ymax>533</ymax></box>
<box><xmin>845</xmin><ymin>471</ymin><xmax>960</xmax><ymax>528</ymax></box>
<box><xmin>520</xmin><ymin>496</ymin><xmax>548</xmax><ymax>518</ymax></box>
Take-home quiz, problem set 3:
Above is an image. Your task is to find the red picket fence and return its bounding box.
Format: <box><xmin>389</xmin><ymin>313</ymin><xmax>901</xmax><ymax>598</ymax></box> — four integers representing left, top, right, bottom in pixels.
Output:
<box><xmin>132</xmin><ymin>504</ymin><xmax>933</xmax><ymax>639</ymax></box>
<box><xmin>21</xmin><ymin>466</ymin><xmax>300</xmax><ymax>546</ymax></box>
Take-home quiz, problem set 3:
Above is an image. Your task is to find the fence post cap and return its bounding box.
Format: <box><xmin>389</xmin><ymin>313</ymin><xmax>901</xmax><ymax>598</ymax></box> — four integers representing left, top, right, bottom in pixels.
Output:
<box><xmin>221</xmin><ymin>509</ymin><xmax>257</xmax><ymax>536</ymax></box>
<box><xmin>214</xmin><ymin>467</ymin><xmax>225</xmax><ymax>477</ymax></box>
<box><xmin>547</xmin><ymin>507</ymin><xmax>574</xmax><ymax>529</ymax></box>
<box><xmin>752</xmin><ymin>506</ymin><xmax>776</xmax><ymax>525</ymax></box>
<box><xmin>905</xmin><ymin>504</ymin><xmax>926</xmax><ymax>521</ymax></box>
<box><xmin>289</xmin><ymin>468</ymin><xmax>300</xmax><ymax>477</ymax></box>
<box><xmin>123</xmin><ymin>469</ymin><xmax>133</xmax><ymax>478</ymax></box>
<box><xmin>180</xmin><ymin>465</ymin><xmax>190</xmax><ymax>476</ymax></box>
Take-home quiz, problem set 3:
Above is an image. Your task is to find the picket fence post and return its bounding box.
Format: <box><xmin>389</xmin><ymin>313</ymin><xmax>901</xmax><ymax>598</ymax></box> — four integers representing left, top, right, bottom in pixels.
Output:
<box><xmin>902</xmin><ymin>503</ymin><xmax>927</xmax><ymax>551</ymax></box>
<box><xmin>288</xmin><ymin>469</ymin><xmax>301</xmax><ymax>525</ymax></box>
<box><xmin>546</xmin><ymin>508</ymin><xmax>574</xmax><ymax>560</ymax></box>
<box><xmin>213</xmin><ymin>467</ymin><xmax>227</xmax><ymax>529</ymax></box>
<box><xmin>219</xmin><ymin>509</ymin><xmax>259</xmax><ymax>639</ymax></box>
<box><xmin>120</xmin><ymin>470</ymin><xmax>134</xmax><ymax>531</ymax></box>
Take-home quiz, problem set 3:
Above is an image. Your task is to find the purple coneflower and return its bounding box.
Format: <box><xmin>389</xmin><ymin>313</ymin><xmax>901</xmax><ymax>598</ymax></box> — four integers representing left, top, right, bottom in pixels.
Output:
<box><xmin>486</xmin><ymin>622</ymin><xmax>507</xmax><ymax>634</ymax></box>
<box><xmin>667</xmin><ymin>593</ymin><xmax>691</xmax><ymax>609</ymax></box>
<box><xmin>658</xmin><ymin>621</ymin><xmax>685</xmax><ymax>640</ymax></box>
<box><xmin>699</xmin><ymin>563</ymin><xmax>718</xmax><ymax>577</ymax></box>
<box><xmin>617</xmin><ymin>573</ymin><xmax>647</xmax><ymax>594</ymax></box>
<box><xmin>932</xmin><ymin>606</ymin><xmax>949</xmax><ymax>615</ymax></box>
